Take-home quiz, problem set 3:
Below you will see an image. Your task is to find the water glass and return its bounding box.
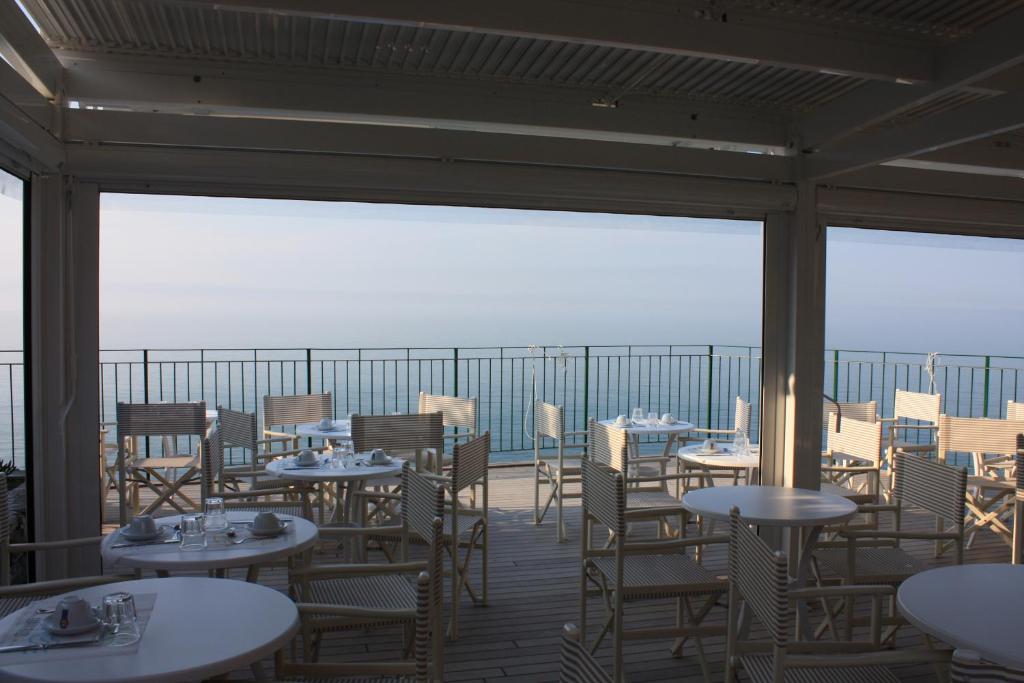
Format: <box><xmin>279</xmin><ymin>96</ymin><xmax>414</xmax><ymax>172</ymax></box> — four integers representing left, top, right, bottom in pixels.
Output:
<box><xmin>341</xmin><ymin>442</ymin><xmax>356</xmax><ymax>469</ymax></box>
<box><xmin>631</xmin><ymin>408</ymin><xmax>644</xmax><ymax>425</ymax></box>
<box><xmin>180</xmin><ymin>513</ymin><xmax>206</xmax><ymax>551</ymax></box>
<box><xmin>204</xmin><ymin>497</ymin><xmax>228</xmax><ymax>531</ymax></box>
<box><xmin>330</xmin><ymin>446</ymin><xmax>343</xmax><ymax>469</ymax></box>
<box><xmin>734</xmin><ymin>428</ymin><xmax>750</xmax><ymax>457</ymax></box>
<box><xmin>102</xmin><ymin>592</ymin><xmax>140</xmax><ymax>646</ymax></box>
<box><xmin>647</xmin><ymin>411</ymin><xmax>659</xmax><ymax>427</ymax></box>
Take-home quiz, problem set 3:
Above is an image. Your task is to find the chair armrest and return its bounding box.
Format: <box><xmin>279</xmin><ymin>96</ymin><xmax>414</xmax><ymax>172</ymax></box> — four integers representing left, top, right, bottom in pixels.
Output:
<box><xmin>351</xmin><ymin>491</ymin><xmax>401</xmax><ymax>502</ymax></box>
<box><xmin>317</xmin><ymin>524</ymin><xmax>404</xmax><ymax>538</ymax></box>
<box><xmin>790</xmin><ymin>584</ymin><xmax>895</xmax><ymax>601</ymax></box>
<box><xmin>687</xmin><ymin>427</ymin><xmax>736</xmax><ymax>435</ymax></box>
<box><xmin>10</xmin><ymin>537</ymin><xmax>104</xmax><ymax>552</ymax></box>
<box><xmin>623</xmin><ymin>535</ymin><xmax>728</xmax><ymax>553</ymax></box>
<box><xmin>820</xmin><ymin>465</ymin><xmax>878</xmax><ymax>473</ymax></box>
<box><xmin>842</xmin><ymin>530</ymin><xmax>959</xmax><ymax>541</ymax></box>
<box><xmin>295</xmin><ymin>603</ymin><xmax>415</xmax><ymax>619</ymax></box>
<box><xmin>564</xmin><ymin>430</ymin><xmax>587</xmax><ymax>438</ymax></box>
<box><xmin>856</xmin><ymin>504</ymin><xmax>899</xmax><ymax>513</ymax></box>
<box><xmin>292</xmin><ymin>561</ymin><xmax>426</xmax><ymax>579</ymax></box>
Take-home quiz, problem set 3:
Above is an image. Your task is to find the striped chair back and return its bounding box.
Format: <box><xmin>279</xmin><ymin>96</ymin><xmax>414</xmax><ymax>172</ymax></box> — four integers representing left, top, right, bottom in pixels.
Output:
<box><xmin>401</xmin><ymin>463</ymin><xmax>446</xmax><ymax>637</ymax></box>
<box><xmin>580</xmin><ymin>458</ymin><xmax>626</xmax><ymax>537</ymax></box>
<box><xmin>587</xmin><ymin>420</ymin><xmax>627</xmax><ymax>472</ymax></box>
<box><xmin>938</xmin><ymin>414</ymin><xmax>1024</xmax><ymax>460</ymax></box>
<box><xmin>1008</xmin><ymin>401</ymin><xmax>1024</xmax><ymax>421</ymax></box>
<box><xmin>559</xmin><ymin>623</ymin><xmax>612</xmax><ymax>683</ymax></box>
<box><xmin>1018</xmin><ymin>433</ymin><xmax>1023</xmax><ymax>495</ymax></box>
<box><xmin>419</xmin><ymin>392</ymin><xmax>477</xmax><ymax>432</ymax></box>
<box><xmin>218</xmin><ymin>406</ymin><xmax>258</xmax><ymax>451</ymax></box>
<box><xmin>894</xmin><ymin>390</ymin><xmax>940</xmax><ymax>424</ymax></box>
<box><xmin>350</xmin><ymin>413</ymin><xmax>444</xmax><ymax>455</ymax></box>
<box><xmin>893</xmin><ymin>452</ymin><xmax>967</xmax><ymax>524</ymax></box>
<box><xmin>728</xmin><ymin>507</ymin><xmax>790</xmax><ymax>647</ymax></box>
<box><xmin>0</xmin><ymin>475</ymin><xmax>10</xmax><ymax>547</ymax></box>
<box><xmin>822</xmin><ymin>400</ymin><xmax>877</xmax><ymax>429</ymax></box>
<box><xmin>202</xmin><ymin>425</ymin><xmax>225</xmax><ymax>492</ymax></box>
<box><xmin>116</xmin><ymin>401</ymin><xmax>207</xmax><ymax>437</ymax></box>
<box><xmin>262</xmin><ymin>393</ymin><xmax>332</xmax><ymax>430</ymax></box>
<box><xmin>734</xmin><ymin>396</ymin><xmax>752</xmax><ymax>435</ymax></box>
<box><xmin>535</xmin><ymin>401</ymin><xmax>564</xmax><ymax>440</ymax></box>
<box><xmin>451</xmin><ymin>432</ymin><xmax>490</xmax><ymax>493</ymax></box>
<box><xmin>952</xmin><ymin>649</ymin><xmax>1024</xmax><ymax>683</ymax></box>
<box><xmin>826</xmin><ymin>413</ymin><xmax>882</xmax><ymax>466</ymax></box>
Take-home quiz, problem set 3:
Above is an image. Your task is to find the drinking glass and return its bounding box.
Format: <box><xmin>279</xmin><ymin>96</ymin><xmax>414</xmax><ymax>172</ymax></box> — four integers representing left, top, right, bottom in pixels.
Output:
<box><xmin>102</xmin><ymin>592</ymin><xmax>140</xmax><ymax>646</ymax></box>
<box><xmin>734</xmin><ymin>428</ymin><xmax>750</xmax><ymax>457</ymax></box>
<box><xmin>631</xmin><ymin>408</ymin><xmax>644</xmax><ymax>425</ymax></box>
<box><xmin>180</xmin><ymin>513</ymin><xmax>206</xmax><ymax>551</ymax></box>
<box><xmin>341</xmin><ymin>441</ymin><xmax>355</xmax><ymax>469</ymax></box>
<box><xmin>647</xmin><ymin>412</ymin><xmax>659</xmax><ymax>426</ymax></box>
<box><xmin>330</xmin><ymin>446</ymin><xmax>343</xmax><ymax>469</ymax></box>
<box><xmin>204</xmin><ymin>497</ymin><xmax>228</xmax><ymax>531</ymax></box>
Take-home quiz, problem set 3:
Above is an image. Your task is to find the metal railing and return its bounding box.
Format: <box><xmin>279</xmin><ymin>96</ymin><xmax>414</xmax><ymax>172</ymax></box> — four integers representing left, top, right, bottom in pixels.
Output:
<box><xmin>0</xmin><ymin>346</ymin><xmax>1021</xmax><ymax>466</ymax></box>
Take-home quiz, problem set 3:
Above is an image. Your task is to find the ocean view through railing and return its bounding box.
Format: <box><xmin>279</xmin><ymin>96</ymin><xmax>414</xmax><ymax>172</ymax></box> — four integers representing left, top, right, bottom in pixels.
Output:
<box><xmin>0</xmin><ymin>346</ymin><xmax>1022</xmax><ymax>468</ymax></box>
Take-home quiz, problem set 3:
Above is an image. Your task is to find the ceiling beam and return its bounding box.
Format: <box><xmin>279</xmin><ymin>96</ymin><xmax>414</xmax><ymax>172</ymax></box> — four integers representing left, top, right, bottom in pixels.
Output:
<box><xmin>61</xmin><ymin>55</ymin><xmax>787</xmax><ymax>152</ymax></box>
<box><xmin>65</xmin><ymin>144</ymin><xmax>795</xmax><ymax>217</ymax></box>
<box><xmin>0</xmin><ymin>0</ymin><xmax>61</xmax><ymax>99</ymax></box>
<box><xmin>796</xmin><ymin>7</ymin><xmax>1024</xmax><ymax>151</ymax></box>
<box><xmin>64</xmin><ymin>109</ymin><xmax>794</xmax><ymax>182</ymax></box>
<box><xmin>802</xmin><ymin>89</ymin><xmax>1024</xmax><ymax>180</ymax></box>
<box><xmin>0</xmin><ymin>90</ymin><xmax>63</xmax><ymax>171</ymax></box>
<box><xmin>171</xmin><ymin>0</ymin><xmax>931</xmax><ymax>83</ymax></box>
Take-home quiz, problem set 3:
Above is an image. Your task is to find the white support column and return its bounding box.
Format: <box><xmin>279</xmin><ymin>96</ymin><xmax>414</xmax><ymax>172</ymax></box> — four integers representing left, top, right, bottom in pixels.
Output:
<box><xmin>28</xmin><ymin>174</ymin><xmax>101</xmax><ymax>579</ymax></box>
<box><xmin>760</xmin><ymin>182</ymin><xmax>826</xmax><ymax>490</ymax></box>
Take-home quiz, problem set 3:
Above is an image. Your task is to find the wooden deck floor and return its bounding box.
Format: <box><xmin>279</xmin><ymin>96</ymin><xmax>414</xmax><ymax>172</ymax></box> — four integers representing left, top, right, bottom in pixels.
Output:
<box><xmin>102</xmin><ymin>466</ymin><xmax>1014</xmax><ymax>682</ymax></box>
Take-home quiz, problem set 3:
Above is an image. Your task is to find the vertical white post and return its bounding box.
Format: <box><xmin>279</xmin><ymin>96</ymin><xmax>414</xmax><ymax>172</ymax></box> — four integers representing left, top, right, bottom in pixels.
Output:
<box><xmin>28</xmin><ymin>174</ymin><xmax>101</xmax><ymax>579</ymax></box>
<box><xmin>760</xmin><ymin>182</ymin><xmax>826</xmax><ymax>490</ymax></box>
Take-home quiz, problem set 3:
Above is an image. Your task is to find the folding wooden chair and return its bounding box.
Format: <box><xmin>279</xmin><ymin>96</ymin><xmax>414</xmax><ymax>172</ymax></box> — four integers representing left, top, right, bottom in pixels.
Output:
<box><xmin>0</xmin><ymin>475</ymin><xmax>131</xmax><ymax>615</ymax></box>
<box><xmin>350</xmin><ymin>412</ymin><xmax>444</xmax><ymax>474</ymax></box>
<box><xmin>534</xmin><ymin>401</ymin><xmax>585</xmax><ymax>542</ymax></box>
<box><xmin>116</xmin><ymin>401</ymin><xmax>207</xmax><ymax>525</ymax></box>
<box><xmin>288</xmin><ymin>462</ymin><xmax>444</xmax><ymax>680</ymax></box>
<box><xmin>821</xmin><ymin>413</ymin><xmax>884</xmax><ymax>506</ymax></box>
<box><xmin>262</xmin><ymin>392</ymin><xmax>333</xmax><ymax>452</ymax></box>
<box><xmin>725</xmin><ymin>506</ymin><xmax>950</xmax><ymax>683</ymax></box>
<box><xmin>813</xmin><ymin>452</ymin><xmax>967</xmax><ymax>642</ymax></box>
<box><xmin>880</xmin><ymin>389</ymin><xmax>940</xmax><ymax>460</ymax></box>
<box><xmin>822</xmin><ymin>399</ymin><xmax>878</xmax><ymax>428</ymax></box>
<box><xmin>560</xmin><ymin>623</ymin><xmax>612</xmax><ymax>683</ymax></box>
<box><xmin>937</xmin><ymin>414</ymin><xmax>1024</xmax><ymax>550</ymax></box>
<box><xmin>218</xmin><ymin>405</ymin><xmax>310</xmax><ymax>494</ymax></box>
<box><xmin>680</xmin><ymin>396</ymin><xmax>753</xmax><ymax>490</ymax></box>
<box><xmin>580</xmin><ymin>457</ymin><xmax>727</xmax><ymax>683</ymax></box>
<box><xmin>418</xmin><ymin>391</ymin><xmax>477</xmax><ymax>470</ymax></box>
<box><xmin>276</xmin><ymin>571</ymin><xmax>434</xmax><ymax>682</ymax></box>
<box><xmin>589</xmin><ymin>420</ymin><xmax>686</xmax><ymax>539</ymax></box>
<box><xmin>1007</xmin><ymin>400</ymin><xmax>1024</xmax><ymax>420</ymax></box>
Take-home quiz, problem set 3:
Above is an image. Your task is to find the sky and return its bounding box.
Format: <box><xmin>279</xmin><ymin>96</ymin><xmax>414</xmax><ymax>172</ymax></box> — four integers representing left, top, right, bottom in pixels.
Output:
<box><xmin>0</xmin><ymin>182</ymin><xmax>1022</xmax><ymax>356</ymax></box>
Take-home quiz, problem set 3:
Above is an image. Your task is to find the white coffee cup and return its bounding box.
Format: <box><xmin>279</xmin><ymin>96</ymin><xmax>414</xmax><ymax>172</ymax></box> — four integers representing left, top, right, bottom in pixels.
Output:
<box><xmin>253</xmin><ymin>511</ymin><xmax>281</xmax><ymax>532</ymax></box>
<box><xmin>703</xmin><ymin>438</ymin><xmax>717</xmax><ymax>451</ymax></box>
<box><xmin>614</xmin><ymin>415</ymin><xmax>629</xmax><ymax>427</ymax></box>
<box><xmin>661</xmin><ymin>413</ymin><xmax>675</xmax><ymax>424</ymax></box>
<box><xmin>296</xmin><ymin>449</ymin><xmax>317</xmax><ymax>465</ymax></box>
<box><xmin>54</xmin><ymin>595</ymin><xmax>93</xmax><ymax>630</ymax></box>
<box><xmin>318</xmin><ymin>417</ymin><xmax>333</xmax><ymax>430</ymax></box>
<box><xmin>128</xmin><ymin>514</ymin><xmax>157</xmax><ymax>537</ymax></box>
<box><xmin>370</xmin><ymin>448</ymin><xmax>389</xmax><ymax>465</ymax></box>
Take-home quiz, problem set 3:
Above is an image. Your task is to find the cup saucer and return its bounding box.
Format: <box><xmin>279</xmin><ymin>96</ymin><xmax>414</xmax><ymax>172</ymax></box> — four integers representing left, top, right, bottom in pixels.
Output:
<box><xmin>119</xmin><ymin>526</ymin><xmax>162</xmax><ymax>542</ymax></box>
<box><xmin>44</xmin><ymin>614</ymin><xmax>102</xmax><ymax>636</ymax></box>
<box><xmin>250</xmin><ymin>523</ymin><xmax>286</xmax><ymax>538</ymax></box>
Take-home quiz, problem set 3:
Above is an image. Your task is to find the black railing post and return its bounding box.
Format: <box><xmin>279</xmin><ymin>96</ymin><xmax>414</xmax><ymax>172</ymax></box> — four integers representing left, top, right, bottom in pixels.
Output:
<box><xmin>453</xmin><ymin>347</ymin><xmax>459</xmax><ymax>396</ymax></box>
<box><xmin>705</xmin><ymin>345</ymin><xmax>714</xmax><ymax>428</ymax></box>
<box><xmin>305</xmin><ymin>348</ymin><xmax>313</xmax><ymax>394</ymax></box>
<box><xmin>582</xmin><ymin>346</ymin><xmax>590</xmax><ymax>432</ymax></box>
<box><xmin>142</xmin><ymin>349</ymin><xmax>150</xmax><ymax>456</ymax></box>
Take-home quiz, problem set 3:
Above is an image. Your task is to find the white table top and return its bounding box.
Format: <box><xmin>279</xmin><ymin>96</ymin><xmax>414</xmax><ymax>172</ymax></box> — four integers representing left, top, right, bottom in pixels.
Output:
<box><xmin>599</xmin><ymin>419</ymin><xmax>695</xmax><ymax>434</ymax></box>
<box><xmin>897</xmin><ymin>564</ymin><xmax>1024</xmax><ymax>670</ymax></box>
<box><xmin>679</xmin><ymin>443</ymin><xmax>761</xmax><ymax>469</ymax></box>
<box><xmin>101</xmin><ymin>513</ymin><xmax>318</xmax><ymax>572</ymax></box>
<box><xmin>681</xmin><ymin>485</ymin><xmax>857</xmax><ymax>526</ymax></box>
<box><xmin>295</xmin><ymin>420</ymin><xmax>351</xmax><ymax>439</ymax></box>
<box><xmin>266</xmin><ymin>454</ymin><xmax>403</xmax><ymax>482</ymax></box>
<box><xmin>0</xmin><ymin>577</ymin><xmax>298</xmax><ymax>683</ymax></box>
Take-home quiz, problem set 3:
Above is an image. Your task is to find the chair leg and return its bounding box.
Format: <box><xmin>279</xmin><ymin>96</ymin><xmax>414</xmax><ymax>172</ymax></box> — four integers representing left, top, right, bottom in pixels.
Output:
<box><xmin>556</xmin><ymin>469</ymin><xmax>566</xmax><ymax>542</ymax></box>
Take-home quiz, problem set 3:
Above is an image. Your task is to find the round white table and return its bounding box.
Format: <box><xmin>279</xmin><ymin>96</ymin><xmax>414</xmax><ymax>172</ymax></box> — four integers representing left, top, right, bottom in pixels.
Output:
<box><xmin>267</xmin><ymin>455</ymin><xmax>403</xmax><ymax>561</ymax></box>
<box><xmin>678</xmin><ymin>444</ymin><xmax>760</xmax><ymax>489</ymax></box>
<box><xmin>295</xmin><ymin>420</ymin><xmax>351</xmax><ymax>444</ymax></box>
<box><xmin>683</xmin><ymin>485</ymin><xmax>857</xmax><ymax>638</ymax></box>
<box><xmin>897</xmin><ymin>564</ymin><xmax>1024</xmax><ymax>670</ymax></box>
<box><xmin>0</xmin><ymin>577</ymin><xmax>298</xmax><ymax>682</ymax></box>
<box><xmin>102</xmin><ymin>512</ymin><xmax>318</xmax><ymax>581</ymax></box>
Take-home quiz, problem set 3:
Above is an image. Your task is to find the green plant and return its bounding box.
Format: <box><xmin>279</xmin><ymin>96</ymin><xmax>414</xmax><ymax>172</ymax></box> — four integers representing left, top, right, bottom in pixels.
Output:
<box><xmin>0</xmin><ymin>458</ymin><xmax>17</xmax><ymax>475</ymax></box>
